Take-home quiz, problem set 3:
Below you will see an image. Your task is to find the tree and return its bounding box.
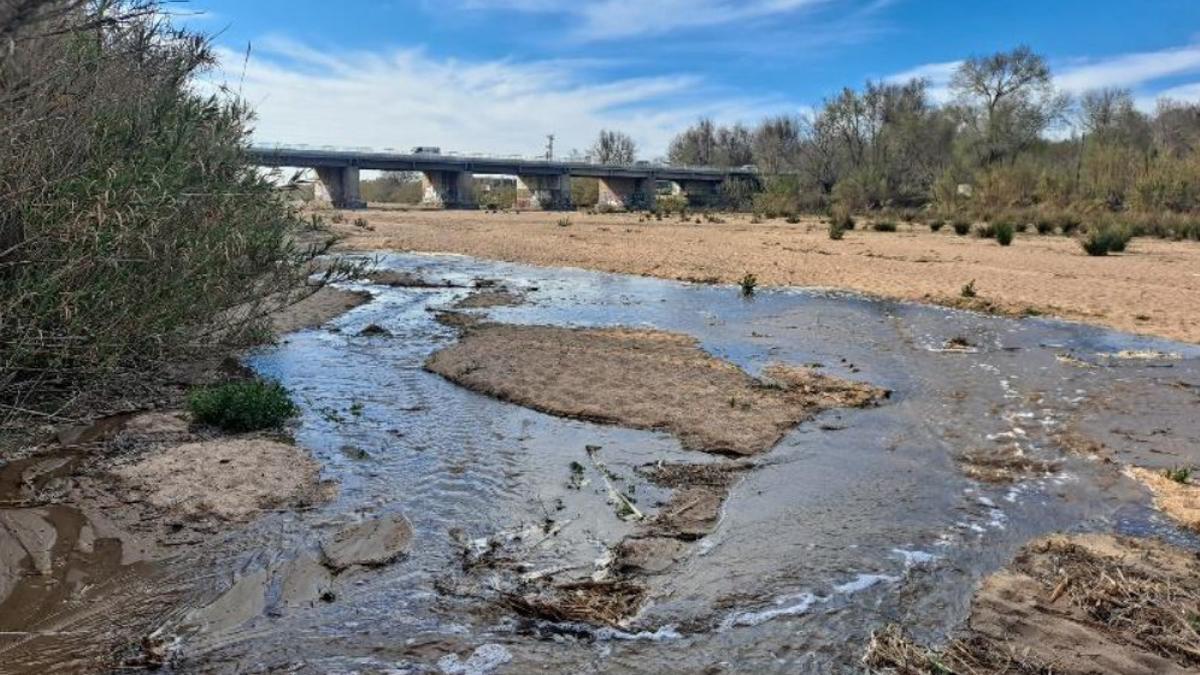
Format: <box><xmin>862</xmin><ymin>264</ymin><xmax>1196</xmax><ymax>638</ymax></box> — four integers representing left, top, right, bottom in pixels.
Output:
<box><xmin>950</xmin><ymin>46</ymin><xmax>1068</xmax><ymax>165</ymax></box>
<box><xmin>590</xmin><ymin>129</ymin><xmax>636</xmax><ymax>165</ymax></box>
<box><xmin>668</xmin><ymin>118</ymin><xmax>753</xmax><ymax>167</ymax></box>
<box><xmin>751</xmin><ymin>115</ymin><xmax>804</xmax><ymax>173</ymax></box>
<box><xmin>1079</xmin><ymin>88</ymin><xmax>1151</xmax><ymax>149</ymax></box>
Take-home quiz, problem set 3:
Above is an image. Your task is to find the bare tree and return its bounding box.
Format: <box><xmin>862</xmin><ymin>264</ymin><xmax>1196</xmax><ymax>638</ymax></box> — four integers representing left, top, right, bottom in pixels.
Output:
<box><xmin>950</xmin><ymin>46</ymin><xmax>1069</xmax><ymax>164</ymax></box>
<box><xmin>590</xmin><ymin>129</ymin><xmax>636</xmax><ymax>165</ymax></box>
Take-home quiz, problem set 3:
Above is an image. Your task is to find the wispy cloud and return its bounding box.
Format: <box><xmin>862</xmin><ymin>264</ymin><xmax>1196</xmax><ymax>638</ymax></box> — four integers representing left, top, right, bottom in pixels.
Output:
<box><xmin>887</xmin><ymin>43</ymin><xmax>1200</xmax><ymax>108</ymax></box>
<box><xmin>459</xmin><ymin>0</ymin><xmax>839</xmax><ymax>41</ymax></box>
<box><xmin>205</xmin><ymin>38</ymin><xmax>797</xmax><ymax>158</ymax></box>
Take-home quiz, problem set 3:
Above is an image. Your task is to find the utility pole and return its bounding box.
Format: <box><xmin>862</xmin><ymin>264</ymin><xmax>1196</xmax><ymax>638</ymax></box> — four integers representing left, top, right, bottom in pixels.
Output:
<box><xmin>545</xmin><ymin>134</ymin><xmax>555</xmax><ymax>160</ymax></box>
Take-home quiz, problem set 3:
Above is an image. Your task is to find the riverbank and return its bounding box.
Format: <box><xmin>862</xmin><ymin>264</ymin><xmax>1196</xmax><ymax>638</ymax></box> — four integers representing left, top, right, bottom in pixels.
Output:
<box><xmin>329</xmin><ymin>208</ymin><xmax>1200</xmax><ymax>344</ymax></box>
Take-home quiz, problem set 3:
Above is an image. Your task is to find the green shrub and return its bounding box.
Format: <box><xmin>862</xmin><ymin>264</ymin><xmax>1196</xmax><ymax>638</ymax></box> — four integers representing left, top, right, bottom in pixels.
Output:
<box><xmin>961</xmin><ymin>280</ymin><xmax>977</xmax><ymax>298</ymax></box>
<box><xmin>785</xmin><ymin>213</ymin><xmax>801</xmax><ymax>224</ymax></box>
<box><xmin>188</xmin><ymin>380</ymin><xmax>298</xmax><ymax>432</ymax></box>
<box><xmin>952</xmin><ymin>219</ymin><xmax>971</xmax><ymax>236</ymax></box>
<box><xmin>0</xmin><ymin>4</ymin><xmax>355</xmax><ymax>414</ymax></box>
<box><xmin>739</xmin><ymin>273</ymin><xmax>758</xmax><ymax>296</ymax></box>
<box><xmin>1163</xmin><ymin>466</ymin><xmax>1193</xmax><ymax>484</ymax></box>
<box><xmin>1035</xmin><ymin>218</ymin><xmax>1055</xmax><ymax>235</ymax></box>
<box><xmin>994</xmin><ymin>222</ymin><xmax>1015</xmax><ymax>246</ymax></box>
<box><xmin>872</xmin><ymin>221</ymin><xmax>898</xmax><ymax>232</ymax></box>
<box><xmin>831</xmin><ymin>205</ymin><xmax>856</xmax><ymax>231</ymax></box>
<box><xmin>1080</xmin><ymin>226</ymin><xmax>1131</xmax><ymax>256</ymax></box>
<box><xmin>828</xmin><ymin>221</ymin><xmax>846</xmax><ymax>240</ymax></box>
<box><xmin>929</xmin><ymin>219</ymin><xmax>945</xmax><ymax>232</ymax></box>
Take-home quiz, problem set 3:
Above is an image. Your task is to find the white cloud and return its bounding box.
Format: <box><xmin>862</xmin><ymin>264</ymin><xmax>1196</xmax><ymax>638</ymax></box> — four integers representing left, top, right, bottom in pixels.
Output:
<box><xmin>887</xmin><ymin>43</ymin><xmax>1200</xmax><ymax>107</ymax></box>
<box><xmin>207</xmin><ymin>38</ymin><xmax>795</xmax><ymax>158</ymax></box>
<box><xmin>1055</xmin><ymin>45</ymin><xmax>1200</xmax><ymax>94</ymax></box>
<box><xmin>460</xmin><ymin>0</ymin><xmax>834</xmax><ymax>41</ymax></box>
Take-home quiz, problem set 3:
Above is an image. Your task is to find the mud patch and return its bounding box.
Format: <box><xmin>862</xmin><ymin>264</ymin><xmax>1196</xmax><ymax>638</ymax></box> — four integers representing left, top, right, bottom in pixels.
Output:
<box><xmin>270</xmin><ymin>287</ymin><xmax>371</xmax><ymax>334</ymax></box>
<box><xmin>425</xmin><ymin>323</ymin><xmax>887</xmax><ymax>456</ymax></box>
<box><xmin>451</xmin><ymin>289</ymin><xmax>525</xmax><ymax>309</ymax></box>
<box><xmin>1128</xmin><ymin>467</ymin><xmax>1200</xmax><ymax>531</ymax></box>
<box><xmin>364</xmin><ymin>270</ymin><xmax>461</xmax><ymax>288</ymax></box>
<box><xmin>865</xmin><ymin>534</ymin><xmax>1200</xmax><ymax>675</ymax></box>
<box><xmin>320</xmin><ymin>513</ymin><xmax>413</xmax><ymax>571</ymax></box>
<box><xmin>502</xmin><ymin>580</ymin><xmax>646</xmax><ymax>628</ymax></box>
<box><xmin>114</xmin><ymin>438</ymin><xmax>327</xmax><ymax>521</ymax></box>
<box><xmin>956</xmin><ymin>444</ymin><xmax>1058</xmax><ymax>483</ymax></box>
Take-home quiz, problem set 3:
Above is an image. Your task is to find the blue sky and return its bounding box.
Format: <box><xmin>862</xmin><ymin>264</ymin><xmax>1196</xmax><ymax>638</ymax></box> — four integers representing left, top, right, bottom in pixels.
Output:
<box><xmin>183</xmin><ymin>0</ymin><xmax>1200</xmax><ymax>157</ymax></box>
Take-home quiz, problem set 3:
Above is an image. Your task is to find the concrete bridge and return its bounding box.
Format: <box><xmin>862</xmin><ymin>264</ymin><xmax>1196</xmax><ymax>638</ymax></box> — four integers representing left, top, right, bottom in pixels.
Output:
<box><xmin>247</xmin><ymin>145</ymin><xmax>758</xmax><ymax>211</ymax></box>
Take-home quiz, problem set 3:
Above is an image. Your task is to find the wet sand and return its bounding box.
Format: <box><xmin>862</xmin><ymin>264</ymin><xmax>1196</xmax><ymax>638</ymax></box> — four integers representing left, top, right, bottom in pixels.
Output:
<box><xmin>425</xmin><ymin>322</ymin><xmax>886</xmax><ymax>456</ymax></box>
<box><xmin>332</xmin><ymin>209</ymin><xmax>1200</xmax><ymax>344</ymax></box>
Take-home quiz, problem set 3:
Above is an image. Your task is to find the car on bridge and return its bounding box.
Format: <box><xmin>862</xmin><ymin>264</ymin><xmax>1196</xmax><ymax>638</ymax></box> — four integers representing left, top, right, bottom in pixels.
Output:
<box><xmin>411</xmin><ymin>146</ymin><xmax>441</xmax><ymax>155</ymax></box>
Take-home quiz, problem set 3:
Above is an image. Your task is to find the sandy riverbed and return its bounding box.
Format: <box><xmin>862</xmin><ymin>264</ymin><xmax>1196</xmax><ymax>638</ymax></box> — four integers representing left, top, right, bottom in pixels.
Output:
<box><xmin>330</xmin><ymin>208</ymin><xmax>1200</xmax><ymax>343</ymax></box>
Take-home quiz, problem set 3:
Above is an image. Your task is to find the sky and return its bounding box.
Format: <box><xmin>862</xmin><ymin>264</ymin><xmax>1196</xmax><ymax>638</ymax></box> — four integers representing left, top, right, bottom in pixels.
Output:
<box><xmin>182</xmin><ymin>0</ymin><xmax>1200</xmax><ymax>159</ymax></box>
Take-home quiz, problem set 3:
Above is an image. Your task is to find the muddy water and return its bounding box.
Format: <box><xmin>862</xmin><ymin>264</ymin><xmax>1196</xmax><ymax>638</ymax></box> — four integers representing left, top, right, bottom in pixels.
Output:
<box><xmin>8</xmin><ymin>252</ymin><xmax>1200</xmax><ymax>674</ymax></box>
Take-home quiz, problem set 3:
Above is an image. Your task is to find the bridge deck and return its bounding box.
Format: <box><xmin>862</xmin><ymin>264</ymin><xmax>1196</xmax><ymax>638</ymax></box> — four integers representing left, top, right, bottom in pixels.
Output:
<box><xmin>247</xmin><ymin>146</ymin><xmax>756</xmax><ymax>182</ymax></box>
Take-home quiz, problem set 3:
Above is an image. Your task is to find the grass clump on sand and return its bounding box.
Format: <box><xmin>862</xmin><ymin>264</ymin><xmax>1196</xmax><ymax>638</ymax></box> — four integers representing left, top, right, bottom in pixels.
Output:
<box><xmin>556</xmin><ymin>217</ymin><xmax>572</xmax><ymax>227</ymax></box>
<box><xmin>188</xmin><ymin>380</ymin><xmax>298</xmax><ymax>432</ymax></box>
<box><xmin>1163</xmin><ymin>466</ymin><xmax>1193</xmax><ymax>484</ymax></box>
<box><xmin>960</xmin><ymin>280</ymin><xmax>977</xmax><ymax>298</ymax></box>
<box><xmin>1081</xmin><ymin>226</ymin><xmax>1132</xmax><ymax>256</ymax></box>
<box><xmin>994</xmin><ymin>221</ymin><xmax>1015</xmax><ymax>246</ymax></box>
<box><xmin>831</xmin><ymin>205</ymin><xmax>856</xmax><ymax>231</ymax></box>
<box><xmin>928</xmin><ymin>219</ymin><xmax>945</xmax><ymax>232</ymax></box>
<box><xmin>952</xmin><ymin>219</ymin><xmax>971</xmax><ymax>236</ymax></box>
<box><xmin>739</xmin><ymin>273</ymin><xmax>758</xmax><ymax>296</ymax></box>
<box><xmin>872</xmin><ymin>221</ymin><xmax>898</xmax><ymax>232</ymax></box>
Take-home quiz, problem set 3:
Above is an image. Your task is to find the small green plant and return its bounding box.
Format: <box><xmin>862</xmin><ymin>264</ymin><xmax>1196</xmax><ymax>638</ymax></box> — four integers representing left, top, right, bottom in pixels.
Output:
<box><xmin>556</xmin><ymin>217</ymin><xmax>572</xmax><ymax>227</ymax></box>
<box><xmin>568</xmin><ymin>461</ymin><xmax>587</xmax><ymax>489</ymax></box>
<box><xmin>785</xmin><ymin>213</ymin><xmax>801</xmax><ymax>224</ymax></box>
<box><xmin>976</xmin><ymin>223</ymin><xmax>997</xmax><ymax>239</ymax></box>
<box><xmin>1080</xmin><ymin>227</ymin><xmax>1131</xmax><ymax>256</ymax></box>
<box><xmin>1163</xmin><ymin>466</ymin><xmax>1192</xmax><ymax>484</ymax></box>
<box><xmin>1035</xmin><ymin>218</ymin><xmax>1055</xmax><ymax>235</ymax></box>
<box><xmin>994</xmin><ymin>222</ymin><xmax>1015</xmax><ymax>246</ymax></box>
<box><xmin>961</xmin><ymin>280</ymin><xmax>977</xmax><ymax>298</ymax></box>
<box><xmin>188</xmin><ymin>380</ymin><xmax>298</xmax><ymax>432</ymax></box>
<box><xmin>872</xmin><ymin>221</ymin><xmax>898</xmax><ymax>232</ymax></box>
<box><xmin>352</xmin><ymin>217</ymin><xmax>369</xmax><ymax>229</ymax></box>
<box><xmin>349</xmin><ymin>400</ymin><xmax>364</xmax><ymax>417</ymax></box>
<box><xmin>828</xmin><ymin>220</ymin><xmax>845</xmax><ymax>240</ymax></box>
<box><xmin>330</xmin><ymin>211</ymin><xmax>345</xmax><ymax>224</ymax></box>
<box><xmin>952</xmin><ymin>219</ymin><xmax>971</xmax><ymax>236</ymax></box>
<box><xmin>739</xmin><ymin>273</ymin><xmax>758</xmax><ymax>296</ymax></box>
<box><xmin>929</xmin><ymin>219</ymin><xmax>945</xmax><ymax>232</ymax></box>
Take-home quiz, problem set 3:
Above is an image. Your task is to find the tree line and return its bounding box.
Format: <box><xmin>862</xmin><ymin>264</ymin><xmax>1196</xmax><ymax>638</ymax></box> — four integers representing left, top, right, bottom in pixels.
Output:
<box><xmin>662</xmin><ymin>46</ymin><xmax>1200</xmax><ymax>220</ymax></box>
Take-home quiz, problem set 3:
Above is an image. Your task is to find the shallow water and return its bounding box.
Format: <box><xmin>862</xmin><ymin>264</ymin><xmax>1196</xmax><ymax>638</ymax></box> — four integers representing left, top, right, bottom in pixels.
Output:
<box><xmin>10</xmin><ymin>251</ymin><xmax>1200</xmax><ymax>674</ymax></box>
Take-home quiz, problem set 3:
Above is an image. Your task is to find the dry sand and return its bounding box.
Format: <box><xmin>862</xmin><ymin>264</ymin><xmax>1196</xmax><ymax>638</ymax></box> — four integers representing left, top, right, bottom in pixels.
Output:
<box><xmin>332</xmin><ymin>209</ymin><xmax>1200</xmax><ymax>344</ymax></box>
<box><xmin>424</xmin><ymin>322</ymin><xmax>886</xmax><ymax>456</ymax></box>
<box><xmin>1127</xmin><ymin>467</ymin><xmax>1200</xmax><ymax>531</ymax></box>
<box><xmin>866</xmin><ymin>534</ymin><xmax>1200</xmax><ymax>675</ymax></box>
<box><xmin>114</xmin><ymin>437</ymin><xmax>326</xmax><ymax>521</ymax></box>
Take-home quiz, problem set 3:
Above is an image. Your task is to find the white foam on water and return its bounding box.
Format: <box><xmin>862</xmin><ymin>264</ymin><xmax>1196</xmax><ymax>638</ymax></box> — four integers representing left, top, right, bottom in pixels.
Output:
<box><xmin>719</xmin><ymin>592</ymin><xmax>818</xmax><ymax>629</ymax></box>
<box><xmin>833</xmin><ymin>573</ymin><xmax>898</xmax><ymax>594</ymax></box>
<box><xmin>893</xmin><ymin>548</ymin><xmax>938</xmax><ymax>569</ymax></box>
<box><xmin>437</xmin><ymin>644</ymin><xmax>512</xmax><ymax>675</ymax></box>
<box><xmin>596</xmin><ymin>624</ymin><xmax>682</xmax><ymax>642</ymax></box>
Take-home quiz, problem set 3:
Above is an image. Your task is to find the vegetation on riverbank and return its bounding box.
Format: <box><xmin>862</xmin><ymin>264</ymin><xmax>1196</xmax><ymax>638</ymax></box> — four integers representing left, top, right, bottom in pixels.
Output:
<box><xmin>0</xmin><ymin>1</ymin><xmax>350</xmax><ymax>423</ymax></box>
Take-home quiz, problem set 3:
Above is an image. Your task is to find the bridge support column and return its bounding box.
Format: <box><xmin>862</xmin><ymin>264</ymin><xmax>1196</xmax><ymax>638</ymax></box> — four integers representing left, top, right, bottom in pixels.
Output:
<box><xmin>679</xmin><ymin>180</ymin><xmax>722</xmax><ymax>208</ymax></box>
<box><xmin>314</xmin><ymin>166</ymin><xmax>366</xmax><ymax>209</ymax></box>
<box><xmin>420</xmin><ymin>170</ymin><xmax>475</xmax><ymax>209</ymax></box>
<box><xmin>597</xmin><ymin>177</ymin><xmax>655</xmax><ymax>211</ymax></box>
<box><xmin>515</xmin><ymin>173</ymin><xmax>572</xmax><ymax>211</ymax></box>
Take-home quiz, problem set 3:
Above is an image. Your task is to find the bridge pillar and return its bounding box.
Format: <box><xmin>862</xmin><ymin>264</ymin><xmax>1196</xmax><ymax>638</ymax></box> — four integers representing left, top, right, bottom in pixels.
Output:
<box><xmin>515</xmin><ymin>173</ymin><xmax>572</xmax><ymax>211</ymax></box>
<box><xmin>597</xmin><ymin>176</ymin><xmax>655</xmax><ymax>211</ymax></box>
<box><xmin>678</xmin><ymin>180</ymin><xmax>722</xmax><ymax>208</ymax></box>
<box><xmin>314</xmin><ymin>167</ymin><xmax>366</xmax><ymax>209</ymax></box>
<box><xmin>420</xmin><ymin>170</ymin><xmax>475</xmax><ymax>209</ymax></box>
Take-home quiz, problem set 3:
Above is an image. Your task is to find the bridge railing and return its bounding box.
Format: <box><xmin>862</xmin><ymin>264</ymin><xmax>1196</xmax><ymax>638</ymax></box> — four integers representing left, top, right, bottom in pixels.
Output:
<box><xmin>248</xmin><ymin>142</ymin><xmax>758</xmax><ymax>174</ymax></box>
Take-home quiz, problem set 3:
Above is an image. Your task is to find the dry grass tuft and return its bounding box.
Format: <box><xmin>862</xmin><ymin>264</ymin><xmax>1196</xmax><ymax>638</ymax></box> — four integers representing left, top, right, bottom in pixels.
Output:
<box><xmin>502</xmin><ymin>580</ymin><xmax>646</xmax><ymax>627</ymax></box>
